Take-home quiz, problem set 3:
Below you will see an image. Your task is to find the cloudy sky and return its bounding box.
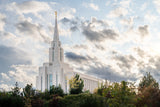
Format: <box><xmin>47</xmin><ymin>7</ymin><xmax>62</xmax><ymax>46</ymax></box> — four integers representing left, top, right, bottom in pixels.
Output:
<box><xmin>1</xmin><ymin>0</ymin><xmax>160</xmax><ymax>90</ymax></box>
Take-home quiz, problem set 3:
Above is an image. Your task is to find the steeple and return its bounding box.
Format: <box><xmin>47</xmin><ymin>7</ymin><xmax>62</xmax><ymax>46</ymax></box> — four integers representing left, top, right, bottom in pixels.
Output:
<box><xmin>49</xmin><ymin>11</ymin><xmax>64</xmax><ymax>63</ymax></box>
<box><xmin>54</xmin><ymin>11</ymin><xmax>59</xmax><ymax>41</ymax></box>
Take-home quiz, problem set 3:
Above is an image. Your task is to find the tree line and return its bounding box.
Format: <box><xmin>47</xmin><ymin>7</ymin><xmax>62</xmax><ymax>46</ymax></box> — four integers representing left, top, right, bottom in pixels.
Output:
<box><xmin>0</xmin><ymin>72</ymin><xmax>160</xmax><ymax>107</ymax></box>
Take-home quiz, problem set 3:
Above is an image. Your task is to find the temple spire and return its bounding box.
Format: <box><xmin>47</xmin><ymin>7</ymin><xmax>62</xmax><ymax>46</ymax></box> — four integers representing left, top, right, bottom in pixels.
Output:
<box><xmin>54</xmin><ymin>11</ymin><xmax>59</xmax><ymax>41</ymax></box>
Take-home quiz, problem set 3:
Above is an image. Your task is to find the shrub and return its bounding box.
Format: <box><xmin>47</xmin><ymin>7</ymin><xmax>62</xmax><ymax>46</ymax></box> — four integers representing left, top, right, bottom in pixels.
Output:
<box><xmin>59</xmin><ymin>93</ymin><xmax>106</xmax><ymax>107</ymax></box>
<box><xmin>31</xmin><ymin>99</ymin><xmax>43</xmax><ymax>107</ymax></box>
<box><xmin>50</xmin><ymin>85</ymin><xmax>64</xmax><ymax>97</ymax></box>
<box><xmin>0</xmin><ymin>92</ymin><xmax>24</xmax><ymax>107</ymax></box>
<box><xmin>102</xmin><ymin>81</ymin><xmax>137</xmax><ymax>107</ymax></box>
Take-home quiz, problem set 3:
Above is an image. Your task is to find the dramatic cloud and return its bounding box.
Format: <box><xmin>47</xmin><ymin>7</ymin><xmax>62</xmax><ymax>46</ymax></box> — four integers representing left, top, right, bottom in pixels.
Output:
<box><xmin>113</xmin><ymin>55</ymin><xmax>136</xmax><ymax>70</ymax></box>
<box><xmin>60</xmin><ymin>17</ymin><xmax>79</xmax><ymax>32</ymax></box>
<box><xmin>94</xmin><ymin>44</ymin><xmax>105</xmax><ymax>50</ymax></box>
<box><xmin>87</xmin><ymin>65</ymin><xmax>137</xmax><ymax>82</ymax></box>
<box><xmin>82</xmin><ymin>23</ymin><xmax>118</xmax><ymax>42</ymax></box>
<box><xmin>91</xmin><ymin>17</ymin><xmax>108</xmax><ymax>27</ymax></box>
<box><xmin>74</xmin><ymin>17</ymin><xmax>119</xmax><ymax>42</ymax></box>
<box><xmin>70</xmin><ymin>26</ymin><xmax>78</xmax><ymax>32</ymax></box>
<box><xmin>0</xmin><ymin>31</ymin><xmax>16</xmax><ymax>40</ymax></box>
<box><xmin>61</xmin><ymin>17</ymin><xmax>70</xmax><ymax>23</ymax></box>
<box><xmin>61</xmin><ymin>17</ymin><xmax>115</xmax><ymax>40</ymax></box>
<box><xmin>0</xmin><ymin>45</ymin><xmax>32</xmax><ymax>89</ymax></box>
<box><xmin>16</xmin><ymin>20</ymin><xmax>51</xmax><ymax>43</ymax></box>
<box><xmin>138</xmin><ymin>56</ymin><xmax>160</xmax><ymax>83</ymax></box>
<box><xmin>138</xmin><ymin>25</ymin><xmax>149</xmax><ymax>38</ymax></box>
<box><xmin>0</xmin><ymin>45</ymin><xmax>31</xmax><ymax>74</ymax></box>
<box><xmin>65</xmin><ymin>52</ymin><xmax>87</xmax><ymax>63</ymax></box>
<box><xmin>1</xmin><ymin>0</ymin><xmax>160</xmax><ymax>91</ymax></box>
<box><xmin>61</xmin><ymin>17</ymin><xmax>78</xmax><ymax>25</ymax></box>
<box><xmin>134</xmin><ymin>47</ymin><xmax>145</xmax><ymax>58</ymax></box>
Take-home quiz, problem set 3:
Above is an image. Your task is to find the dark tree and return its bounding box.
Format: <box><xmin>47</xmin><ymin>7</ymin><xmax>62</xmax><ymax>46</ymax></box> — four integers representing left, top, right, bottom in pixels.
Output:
<box><xmin>50</xmin><ymin>85</ymin><xmax>64</xmax><ymax>97</ymax></box>
<box><xmin>23</xmin><ymin>84</ymin><xmax>35</xmax><ymax>107</ymax></box>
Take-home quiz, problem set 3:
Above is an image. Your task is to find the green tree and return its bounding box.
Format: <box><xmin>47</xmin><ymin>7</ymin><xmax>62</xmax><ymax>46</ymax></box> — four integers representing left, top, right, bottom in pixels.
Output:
<box><xmin>23</xmin><ymin>84</ymin><xmax>35</xmax><ymax>107</ymax></box>
<box><xmin>41</xmin><ymin>89</ymin><xmax>50</xmax><ymax>100</ymax></box>
<box><xmin>102</xmin><ymin>81</ymin><xmax>137</xmax><ymax>107</ymax></box>
<box><xmin>96</xmin><ymin>82</ymin><xmax>106</xmax><ymax>96</ymax></box>
<box><xmin>139</xmin><ymin>72</ymin><xmax>159</xmax><ymax>91</ymax></box>
<box><xmin>23</xmin><ymin>84</ymin><xmax>35</xmax><ymax>98</ymax></box>
<box><xmin>11</xmin><ymin>82</ymin><xmax>21</xmax><ymax>96</ymax></box>
<box><xmin>0</xmin><ymin>91</ymin><xmax>24</xmax><ymax>107</ymax></box>
<box><xmin>59</xmin><ymin>93</ymin><xmax>106</xmax><ymax>107</ymax></box>
<box><xmin>50</xmin><ymin>85</ymin><xmax>64</xmax><ymax>97</ymax></box>
<box><xmin>69</xmin><ymin>74</ymin><xmax>84</xmax><ymax>94</ymax></box>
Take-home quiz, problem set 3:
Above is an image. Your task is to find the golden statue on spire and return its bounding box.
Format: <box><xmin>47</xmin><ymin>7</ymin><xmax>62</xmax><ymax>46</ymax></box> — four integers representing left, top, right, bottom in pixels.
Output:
<box><xmin>55</xmin><ymin>11</ymin><xmax>57</xmax><ymax>18</ymax></box>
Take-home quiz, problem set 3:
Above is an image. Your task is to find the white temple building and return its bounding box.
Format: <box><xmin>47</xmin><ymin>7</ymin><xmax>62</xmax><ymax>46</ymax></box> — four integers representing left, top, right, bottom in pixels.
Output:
<box><xmin>36</xmin><ymin>12</ymin><xmax>104</xmax><ymax>93</ymax></box>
